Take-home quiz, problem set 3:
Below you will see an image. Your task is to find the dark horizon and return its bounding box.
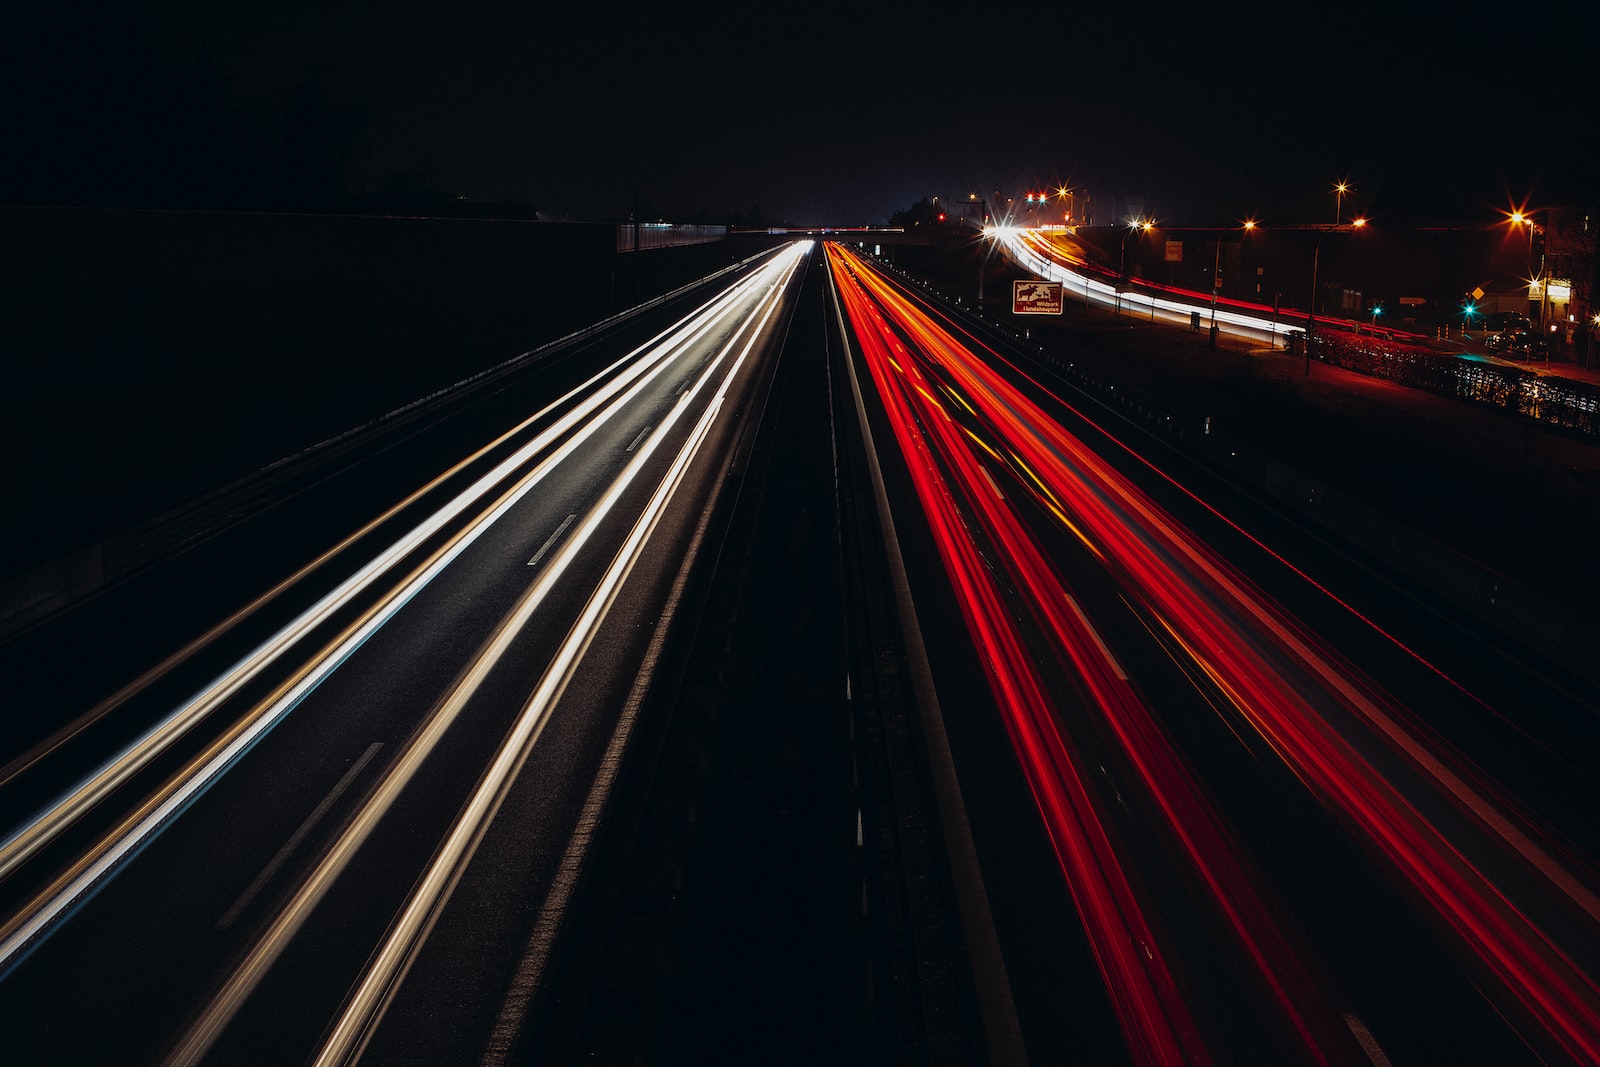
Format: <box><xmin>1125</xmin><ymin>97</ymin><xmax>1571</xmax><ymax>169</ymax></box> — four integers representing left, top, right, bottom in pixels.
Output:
<box><xmin>4</xmin><ymin>1</ymin><xmax>1594</xmax><ymax>227</ymax></box>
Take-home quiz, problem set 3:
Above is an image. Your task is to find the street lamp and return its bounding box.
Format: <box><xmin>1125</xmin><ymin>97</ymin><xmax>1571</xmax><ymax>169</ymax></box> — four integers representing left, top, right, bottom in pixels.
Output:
<box><xmin>978</xmin><ymin>227</ymin><xmax>999</xmax><ymax>307</ymax></box>
<box><xmin>1208</xmin><ymin>219</ymin><xmax>1255</xmax><ymax>346</ymax></box>
<box><xmin>1334</xmin><ymin>180</ymin><xmax>1351</xmax><ymax>224</ymax></box>
<box><xmin>1305</xmin><ymin>217</ymin><xmax>1366</xmax><ymax>375</ymax></box>
<box><xmin>1118</xmin><ymin>218</ymin><xmax>1152</xmax><ymax>317</ymax></box>
<box><xmin>1056</xmin><ymin>185</ymin><xmax>1073</xmax><ymax>224</ymax></box>
<box><xmin>971</xmin><ymin>193</ymin><xmax>1001</xmax><ymax>306</ymax></box>
<box><xmin>1210</xmin><ymin>232</ymin><xmax>1223</xmax><ymax>334</ymax></box>
<box><xmin>1508</xmin><ymin>209</ymin><xmax>1546</xmax><ymax>330</ymax></box>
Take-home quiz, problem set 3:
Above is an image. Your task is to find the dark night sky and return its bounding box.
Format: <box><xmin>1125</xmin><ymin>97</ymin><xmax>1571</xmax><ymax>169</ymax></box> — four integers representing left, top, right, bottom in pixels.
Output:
<box><xmin>5</xmin><ymin>0</ymin><xmax>1596</xmax><ymax>225</ymax></box>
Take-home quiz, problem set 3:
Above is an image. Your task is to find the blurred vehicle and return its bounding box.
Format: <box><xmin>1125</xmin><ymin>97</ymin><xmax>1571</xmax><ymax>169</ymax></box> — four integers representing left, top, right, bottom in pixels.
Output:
<box><xmin>1486</xmin><ymin>328</ymin><xmax>1549</xmax><ymax>358</ymax></box>
<box><xmin>1485</xmin><ymin>311</ymin><xmax>1532</xmax><ymax>334</ymax></box>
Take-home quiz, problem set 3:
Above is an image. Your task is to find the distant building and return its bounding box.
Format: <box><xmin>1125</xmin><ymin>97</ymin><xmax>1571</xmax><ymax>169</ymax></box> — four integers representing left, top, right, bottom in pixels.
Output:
<box><xmin>1533</xmin><ymin>207</ymin><xmax>1595</xmax><ymax>322</ymax></box>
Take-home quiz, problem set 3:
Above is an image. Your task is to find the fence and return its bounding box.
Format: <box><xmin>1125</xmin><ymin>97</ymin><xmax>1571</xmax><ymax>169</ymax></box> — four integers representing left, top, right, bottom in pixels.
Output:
<box><xmin>1310</xmin><ymin>330</ymin><xmax>1600</xmax><ymax>436</ymax></box>
<box><xmin>616</xmin><ymin>222</ymin><xmax>728</xmax><ymax>252</ymax></box>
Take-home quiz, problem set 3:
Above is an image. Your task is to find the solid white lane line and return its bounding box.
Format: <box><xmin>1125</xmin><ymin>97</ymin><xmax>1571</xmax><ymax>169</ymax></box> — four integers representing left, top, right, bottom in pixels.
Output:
<box><xmin>215</xmin><ymin>743</ymin><xmax>383</xmax><ymax>931</ymax></box>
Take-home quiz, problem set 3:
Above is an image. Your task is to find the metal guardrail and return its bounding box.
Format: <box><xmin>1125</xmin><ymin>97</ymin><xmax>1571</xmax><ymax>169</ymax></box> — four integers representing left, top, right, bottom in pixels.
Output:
<box><xmin>1310</xmin><ymin>331</ymin><xmax>1600</xmax><ymax>437</ymax></box>
<box><xmin>615</xmin><ymin>223</ymin><xmax>728</xmax><ymax>252</ymax></box>
<box><xmin>0</xmin><ymin>244</ymin><xmax>788</xmax><ymax>640</ymax></box>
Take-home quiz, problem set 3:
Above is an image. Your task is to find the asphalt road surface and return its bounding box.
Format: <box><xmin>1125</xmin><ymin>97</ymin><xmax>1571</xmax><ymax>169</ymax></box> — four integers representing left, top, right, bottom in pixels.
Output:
<box><xmin>0</xmin><ymin>242</ymin><xmax>811</xmax><ymax>1064</ymax></box>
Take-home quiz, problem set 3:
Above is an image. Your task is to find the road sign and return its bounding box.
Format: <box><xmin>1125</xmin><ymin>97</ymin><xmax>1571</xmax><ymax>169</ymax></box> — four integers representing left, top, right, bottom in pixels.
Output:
<box><xmin>1165</xmin><ymin>241</ymin><xmax>1183</xmax><ymax>262</ymax></box>
<box><xmin>1013</xmin><ymin>280</ymin><xmax>1063</xmax><ymax>315</ymax></box>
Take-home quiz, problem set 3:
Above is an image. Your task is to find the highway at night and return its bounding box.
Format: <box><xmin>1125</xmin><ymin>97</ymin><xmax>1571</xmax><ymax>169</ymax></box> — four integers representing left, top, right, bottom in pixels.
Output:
<box><xmin>991</xmin><ymin>225</ymin><xmax>1292</xmax><ymax>346</ymax></box>
<box><xmin>0</xmin><ymin>241</ymin><xmax>810</xmax><ymax>1064</ymax></box>
<box><xmin>823</xmin><ymin>241</ymin><xmax>1600</xmax><ymax>1066</ymax></box>
<box><xmin>2</xmin><ymin>233</ymin><xmax>1598</xmax><ymax>1066</ymax></box>
<box><xmin>6</xmin><ymin>0</ymin><xmax>1595</xmax><ymax>1061</ymax></box>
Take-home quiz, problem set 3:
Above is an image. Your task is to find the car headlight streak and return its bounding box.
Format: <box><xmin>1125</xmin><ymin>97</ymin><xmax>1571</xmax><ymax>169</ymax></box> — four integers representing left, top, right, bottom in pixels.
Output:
<box><xmin>995</xmin><ymin>228</ymin><xmax>1288</xmax><ymax>341</ymax></box>
<box><xmin>163</xmin><ymin>240</ymin><xmax>810</xmax><ymax>1067</ymax></box>
<box><xmin>0</xmin><ymin>244</ymin><xmax>810</xmax><ymax>988</ymax></box>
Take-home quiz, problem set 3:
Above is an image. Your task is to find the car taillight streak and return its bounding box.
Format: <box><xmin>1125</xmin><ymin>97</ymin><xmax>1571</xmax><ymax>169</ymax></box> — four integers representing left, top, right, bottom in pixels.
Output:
<box><xmin>827</xmin><ymin>242</ymin><xmax>1600</xmax><ymax>1066</ymax></box>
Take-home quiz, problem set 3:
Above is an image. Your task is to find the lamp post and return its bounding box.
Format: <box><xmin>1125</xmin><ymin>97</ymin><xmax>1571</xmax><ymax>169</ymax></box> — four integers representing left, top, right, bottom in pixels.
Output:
<box><xmin>1305</xmin><ymin>217</ymin><xmax>1366</xmax><ymax>375</ymax></box>
<box><xmin>1510</xmin><ymin>210</ymin><xmax>1547</xmax><ymax>331</ymax></box>
<box><xmin>1118</xmin><ymin>218</ymin><xmax>1151</xmax><ymax>317</ymax></box>
<box><xmin>1305</xmin><ymin>233</ymin><xmax>1322</xmax><ymax>375</ymax></box>
<box><xmin>974</xmin><ymin>194</ymin><xmax>998</xmax><ymax>307</ymax></box>
<box><xmin>978</xmin><ymin>228</ymin><xmax>997</xmax><ymax>308</ymax></box>
<box><xmin>1334</xmin><ymin>180</ymin><xmax>1351</xmax><ymax>224</ymax></box>
<box><xmin>1207</xmin><ymin>220</ymin><xmax>1253</xmax><ymax>346</ymax></box>
<box><xmin>1210</xmin><ymin>232</ymin><xmax>1222</xmax><ymax>327</ymax></box>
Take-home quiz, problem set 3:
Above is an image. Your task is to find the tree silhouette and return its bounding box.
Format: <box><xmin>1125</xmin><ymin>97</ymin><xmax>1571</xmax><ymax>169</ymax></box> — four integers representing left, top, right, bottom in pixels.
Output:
<box><xmin>888</xmin><ymin>198</ymin><xmax>940</xmax><ymax>228</ymax></box>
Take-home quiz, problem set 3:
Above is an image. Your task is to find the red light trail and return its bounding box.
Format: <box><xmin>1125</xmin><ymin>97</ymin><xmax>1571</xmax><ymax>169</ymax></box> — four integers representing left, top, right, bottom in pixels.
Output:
<box><xmin>825</xmin><ymin>241</ymin><xmax>1600</xmax><ymax>1065</ymax></box>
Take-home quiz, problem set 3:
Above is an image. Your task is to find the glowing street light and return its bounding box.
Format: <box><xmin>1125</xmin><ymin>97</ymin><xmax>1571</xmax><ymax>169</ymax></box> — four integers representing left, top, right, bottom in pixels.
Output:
<box><xmin>1117</xmin><ymin>218</ymin><xmax>1154</xmax><ymax>317</ymax></box>
<box><xmin>1120</xmin><ymin>217</ymin><xmax>1153</xmax><ymax>274</ymax></box>
<box><xmin>1054</xmin><ymin>185</ymin><xmax>1074</xmax><ymax>223</ymax></box>
<box><xmin>1305</xmin><ymin>216</ymin><xmax>1367</xmax><ymax>375</ymax></box>
<box><xmin>1508</xmin><ymin>209</ymin><xmax>1541</xmax><ymax>264</ymax></box>
<box><xmin>1507</xmin><ymin>207</ymin><xmax>1546</xmax><ymax>328</ymax></box>
<box><xmin>1334</xmin><ymin>180</ymin><xmax>1351</xmax><ymax>224</ymax></box>
<box><xmin>1209</xmin><ymin>219</ymin><xmax>1256</xmax><ymax>346</ymax></box>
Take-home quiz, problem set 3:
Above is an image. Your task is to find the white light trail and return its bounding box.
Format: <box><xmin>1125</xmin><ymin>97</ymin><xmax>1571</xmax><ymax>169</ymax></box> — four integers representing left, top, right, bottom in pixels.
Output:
<box><xmin>0</xmin><ymin>247</ymin><xmax>802</xmax><ymax>979</ymax></box>
<box><xmin>312</xmin><ymin>243</ymin><xmax>807</xmax><ymax>1067</ymax></box>
<box><xmin>989</xmin><ymin>227</ymin><xmax>1291</xmax><ymax>345</ymax></box>
<box><xmin>160</xmin><ymin>240</ymin><xmax>810</xmax><ymax>1067</ymax></box>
